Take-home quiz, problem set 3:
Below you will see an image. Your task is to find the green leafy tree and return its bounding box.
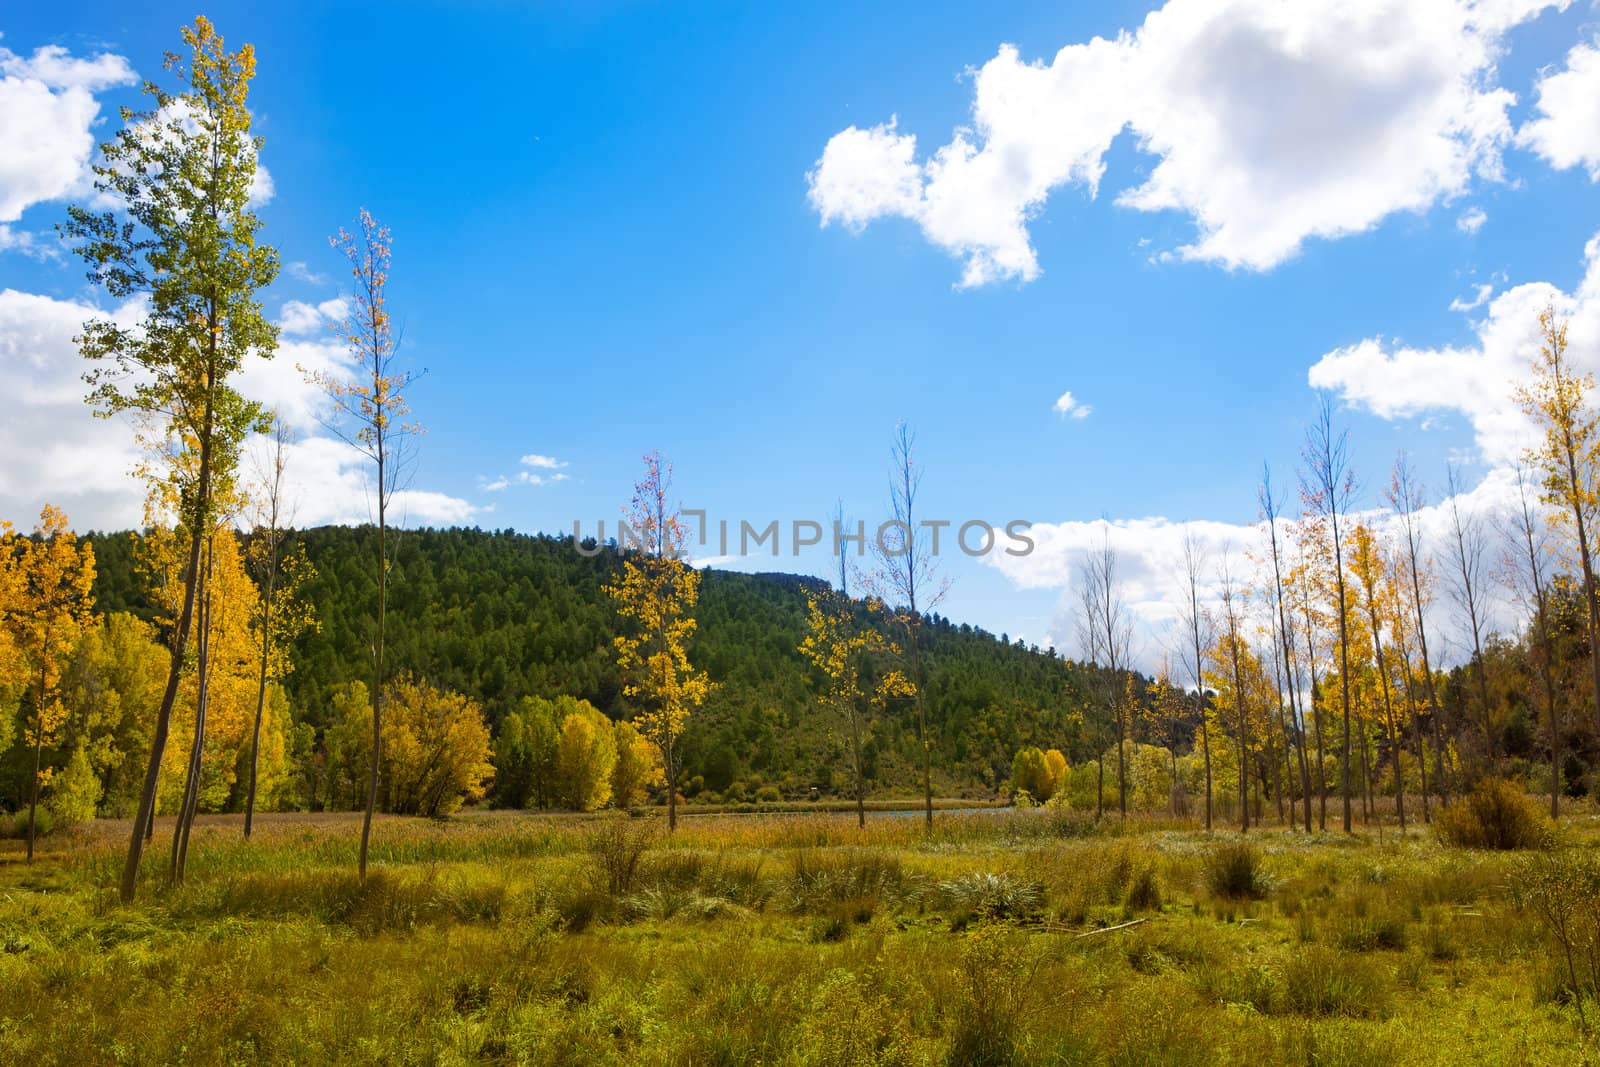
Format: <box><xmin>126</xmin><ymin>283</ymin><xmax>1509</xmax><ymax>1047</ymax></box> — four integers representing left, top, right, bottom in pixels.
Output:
<box><xmin>65</xmin><ymin>17</ymin><xmax>278</xmax><ymax>901</ymax></box>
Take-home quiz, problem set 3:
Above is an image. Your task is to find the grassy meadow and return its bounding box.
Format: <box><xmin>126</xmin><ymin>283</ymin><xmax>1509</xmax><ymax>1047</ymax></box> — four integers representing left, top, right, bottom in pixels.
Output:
<box><xmin>1</xmin><ymin>803</ymin><xmax>1596</xmax><ymax>1066</ymax></box>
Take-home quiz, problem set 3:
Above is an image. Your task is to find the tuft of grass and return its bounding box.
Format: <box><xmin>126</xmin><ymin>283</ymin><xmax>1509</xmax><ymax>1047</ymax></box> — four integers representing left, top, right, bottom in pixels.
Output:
<box><xmin>587</xmin><ymin>818</ymin><xmax>656</xmax><ymax>897</ymax></box>
<box><xmin>1282</xmin><ymin>946</ymin><xmax>1391</xmax><ymax>1018</ymax></box>
<box><xmin>937</xmin><ymin>871</ymin><xmax>1044</xmax><ymax>925</ymax></box>
<box><xmin>1203</xmin><ymin>840</ymin><xmax>1270</xmax><ymax>900</ymax></box>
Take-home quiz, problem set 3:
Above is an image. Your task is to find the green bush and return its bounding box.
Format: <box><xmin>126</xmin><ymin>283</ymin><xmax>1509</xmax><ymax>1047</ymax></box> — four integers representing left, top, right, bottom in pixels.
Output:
<box><xmin>1517</xmin><ymin>851</ymin><xmax>1600</xmax><ymax>1005</ymax></box>
<box><xmin>947</xmin><ymin>924</ymin><xmax>1032</xmax><ymax>1067</ymax></box>
<box><xmin>1435</xmin><ymin>778</ymin><xmax>1554</xmax><ymax>850</ymax></box>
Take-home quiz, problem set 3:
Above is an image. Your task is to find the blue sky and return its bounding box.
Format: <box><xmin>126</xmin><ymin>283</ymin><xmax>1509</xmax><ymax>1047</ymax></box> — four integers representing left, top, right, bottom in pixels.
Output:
<box><xmin>3</xmin><ymin>1</ymin><xmax>1600</xmax><ymax>661</ymax></box>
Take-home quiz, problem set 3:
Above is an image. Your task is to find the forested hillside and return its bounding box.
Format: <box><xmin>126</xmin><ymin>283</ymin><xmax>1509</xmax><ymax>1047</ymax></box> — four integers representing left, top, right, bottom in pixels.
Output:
<box><xmin>86</xmin><ymin>525</ymin><xmax>1145</xmax><ymax>800</ymax></box>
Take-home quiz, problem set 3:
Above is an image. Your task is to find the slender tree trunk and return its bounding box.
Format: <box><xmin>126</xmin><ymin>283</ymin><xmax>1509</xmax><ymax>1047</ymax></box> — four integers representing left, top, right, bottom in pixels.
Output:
<box><xmin>1300</xmin><ymin>597</ymin><xmax>1327</xmax><ymax>832</ymax></box>
<box><xmin>1096</xmin><ymin>748</ymin><xmax>1104</xmax><ymax>820</ymax></box>
<box><xmin>1365</xmin><ymin>605</ymin><xmax>1406</xmax><ymax>830</ymax></box>
<box><xmin>26</xmin><ymin>648</ymin><xmax>46</xmax><ymax>862</ymax></box>
<box><xmin>1399</xmin><ymin>658</ymin><xmax>1430</xmax><ymax>823</ymax></box>
<box><xmin>1332</xmin><ymin>525</ymin><xmax>1354</xmax><ymax>833</ymax></box>
<box><xmin>1227</xmin><ymin>632</ymin><xmax>1249</xmax><ymax>833</ymax></box>
<box><xmin>120</xmin><ymin>350</ymin><xmax>216</xmax><ymax>903</ymax></box>
<box><xmin>360</xmin><ymin>482</ymin><xmax>386</xmax><ymax>879</ymax></box>
<box><xmin>1559</xmin><ymin>426</ymin><xmax>1600</xmax><ymax>741</ymax></box>
<box><xmin>1116</xmin><ymin>692</ymin><xmax>1128</xmax><ymax>817</ymax></box>
<box><xmin>245</xmin><ymin>532</ymin><xmax>279</xmax><ymax>839</ymax></box>
<box><xmin>909</xmin><ymin>614</ymin><xmax>932</xmax><ymax>834</ymax></box>
<box><xmin>849</xmin><ymin>704</ymin><xmax>866</xmax><ymax>830</ymax></box>
<box><xmin>173</xmin><ymin>535</ymin><xmax>215</xmax><ymax>882</ymax></box>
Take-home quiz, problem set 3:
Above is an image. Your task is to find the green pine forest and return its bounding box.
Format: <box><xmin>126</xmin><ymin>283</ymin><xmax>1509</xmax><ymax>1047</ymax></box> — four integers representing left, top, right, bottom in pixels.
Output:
<box><xmin>74</xmin><ymin>524</ymin><xmax>1135</xmax><ymax>807</ymax></box>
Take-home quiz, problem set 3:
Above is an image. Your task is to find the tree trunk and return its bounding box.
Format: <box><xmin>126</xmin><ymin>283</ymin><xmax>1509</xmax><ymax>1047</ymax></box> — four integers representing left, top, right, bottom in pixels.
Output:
<box><xmin>360</xmin><ymin>473</ymin><xmax>386</xmax><ymax>878</ymax></box>
<box><xmin>173</xmin><ymin>536</ymin><xmax>215</xmax><ymax>883</ymax></box>
<box><xmin>120</xmin><ymin>349</ymin><xmax>216</xmax><ymax>903</ymax></box>
<box><xmin>26</xmin><ymin>669</ymin><xmax>44</xmax><ymax>863</ymax></box>
<box><xmin>245</xmin><ymin>532</ymin><xmax>279</xmax><ymax>839</ymax></box>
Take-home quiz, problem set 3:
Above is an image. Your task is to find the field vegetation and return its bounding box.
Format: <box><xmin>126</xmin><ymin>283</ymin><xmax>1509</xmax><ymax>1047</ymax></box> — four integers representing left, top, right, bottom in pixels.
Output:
<box><xmin>2</xmin><ymin>796</ymin><xmax>1596</xmax><ymax>1065</ymax></box>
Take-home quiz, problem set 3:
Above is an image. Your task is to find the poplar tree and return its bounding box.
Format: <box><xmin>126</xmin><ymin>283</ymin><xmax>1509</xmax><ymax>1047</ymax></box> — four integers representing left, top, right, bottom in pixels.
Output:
<box><xmin>1515</xmin><ymin>307</ymin><xmax>1600</xmax><ymax>740</ymax></box>
<box><xmin>310</xmin><ymin>211</ymin><xmax>420</xmax><ymax>878</ymax></box>
<box><xmin>64</xmin><ymin>17</ymin><xmax>278</xmax><ymax>902</ymax></box>
<box><xmin>869</xmin><ymin>423</ymin><xmax>948</xmax><ymax>833</ymax></box>
<box><xmin>1302</xmin><ymin>398</ymin><xmax>1358</xmax><ymax>833</ymax></box>
<box><xmin>606</xmin><ymin>451</ymin><xmax>709</xmax><ymax>832</ymax></box>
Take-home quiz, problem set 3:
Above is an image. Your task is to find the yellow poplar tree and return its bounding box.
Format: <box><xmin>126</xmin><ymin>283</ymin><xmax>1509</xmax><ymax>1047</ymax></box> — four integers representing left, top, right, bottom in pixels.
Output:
<box><xmin>799</xmin><ymin>591</ymin><xmax>911</xmax><ymax>827</ymax></box>
<box><xmin>7</xmin><ymin>506</ymin><xmax>96</xmax><ymax>860</ymax></box>
<box><xmin>606</xmin><ymin>451</ymin><xmax>709</xmax><ymax>832</ymax></box>
<box><xmin>611</xmin><ymin>719</ymin><xmax>664</xmax><ymax>809</ymax></box>
<box><xmin>1515</xmin><ymin>306</ymin><xmax>1600</xmax><ymax>740</ymax></box>
<box><xmin>1349</xmin><ymin>522</ymin><xmax>1409</xmax><ymax>829</ymax></box>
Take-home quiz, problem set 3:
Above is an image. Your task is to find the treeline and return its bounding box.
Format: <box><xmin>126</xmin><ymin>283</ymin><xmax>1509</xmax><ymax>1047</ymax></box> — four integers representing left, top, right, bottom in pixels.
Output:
<box><xmin>72</xmin><ymin>524</ymin><xmax>1129</xmax><ymax>808</ymax></box>
<box><xmin>1008</xmin><ymin>310</ymin><xmax>1600</xmax><ymax>832</ymax></box>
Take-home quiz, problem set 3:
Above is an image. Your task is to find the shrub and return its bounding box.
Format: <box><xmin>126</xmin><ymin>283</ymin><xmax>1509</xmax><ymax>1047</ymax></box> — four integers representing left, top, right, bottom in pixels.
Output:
<box><xmin>1434</xmin><ymin>778</ymin><xmax>1554</xmax><ymax>850</ymax></box>
<box><xmin>797</xmin><ymin>969</ymin><xmax>914</xmax><ymax>1067</ymax></box>
<box><xmin>1516</xmin><ymin>851</ymin><xmax>1600</xmax><ymax>1005</ymax></box>
<box><xmin>1203</xmin><ymin>840</ymin><xmax>1268</xmax><ymax>900</ymax></box>
<box><xmin>947</xmin><ymin>924</ymin><xmax>1033</xmax><ymax>1067</ymax></box>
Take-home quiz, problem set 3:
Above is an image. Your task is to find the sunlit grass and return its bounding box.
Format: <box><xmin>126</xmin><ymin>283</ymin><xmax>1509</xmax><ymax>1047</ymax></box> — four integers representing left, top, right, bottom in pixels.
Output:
<box><xmin>1</xmin><ymin>806</ymin><xmax>1595</xmax><ymax>1064</ymax></box>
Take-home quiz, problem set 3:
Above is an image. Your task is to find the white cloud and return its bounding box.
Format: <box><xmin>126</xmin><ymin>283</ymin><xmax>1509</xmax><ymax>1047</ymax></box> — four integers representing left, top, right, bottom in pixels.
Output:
<box><xmin>1450</xmin><ymin>282</ymin><xmax>1493</xmax><ymax>311</ymax></box>
<box><xmin>1309</xmin><ymin>228</ymin><xmax>1600</xmax><ymax>466</ymax></box>
<box><xmin>476</xmin><ymin>456</ymin><xmax>572</xmax><ymax>491</ymax></box>
<box><xmin>805</xmin><ymin>118</ymin><xmax>923</xmax><ymax>231</ymax></box>
<box><xmin>0</xmin><ymin>288</ymin><xmax>145</xmax><ymax>528</ymax></box>
<box><xmin>0</xmin><ymin>41</ymin><xmax>135</xmax><ymax>222</ymax></box>
<box><xmin>808</xmin><ymin>0</ymin><xmax>1562</xmax><ymax>283</ymax></box>
<box><xmin>0</xmin><ymin>223</ymin><xmax>56</xmax><ymax>260</ymax></box>
<box><xmin>1457</xmin><ymin>207</ymin><xmax>1488</xmax><ymax>233</ymax></box>
<box><xmin>1053</xmin><ymin>389</ymin><xmax>1092</xmax><ymax>419</ymax></box>
<box><xmin>985</xmin><ymin>466</ymin><xmax>1534</xmax><ymax>671</ymax></box>
<box><xmin>0</xmin><ymin>285</ymin><xmax>476</xmax><ymax>532</ymax></box>
<box><xmin>285</xmin><ymin>261</ymin><xmax>326</xmax><ymax>284</ymax></box>
<box><xmin>278</xmin><ymin>297</ymin><xmax>348</xmax><ymax>337</ymax></box>
<box><xmin>1518</xmin><ymin>33</ymin><xmax>1600</xmax><ymax>179</ymax></box>
<box><xmin>241</xmin><ymin>433</ymin><xmax>478</xmax><ymax>528</ymax></box>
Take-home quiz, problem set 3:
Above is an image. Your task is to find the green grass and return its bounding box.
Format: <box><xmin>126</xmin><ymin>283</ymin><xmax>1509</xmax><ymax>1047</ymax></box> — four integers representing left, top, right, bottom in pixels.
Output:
<box><xmin>0</xmin><ymin>807</ymin><xmax>1596</xmax><ymax>1065</ymax></box>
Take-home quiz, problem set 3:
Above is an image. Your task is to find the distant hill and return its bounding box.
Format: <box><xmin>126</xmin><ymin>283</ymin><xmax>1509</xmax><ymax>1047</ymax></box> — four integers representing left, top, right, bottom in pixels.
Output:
<box><xmin>87</xmin><ymin>525</ymin><xmax>1167</xmax><ymax>800</ymax></box>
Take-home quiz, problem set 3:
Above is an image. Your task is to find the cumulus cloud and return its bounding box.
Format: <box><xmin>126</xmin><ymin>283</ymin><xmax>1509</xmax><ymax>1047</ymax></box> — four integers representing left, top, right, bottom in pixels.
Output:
<box><xmin>0</xmin><ymin>288</ymin><xmax>146</xmax><ymax>528</ymax></box>
<box><xmin>0</xmin><ymin>40</ymin><xmax>136</xmax><ymax>223</ymax></box>
<box><xmin>808</xmin><ymin>0</ymin><xmax>1564</xmax><ymax>284</ymax></box>
<box><xmin>1457</xmin><ymin>207</ymin><xmax>1488</xmax><ymax>234</ymax></box>
<box><xmin>1053</xmin><ymin>389</ymin><xmax>1092</xmax><ymax>419</ymax></box>
<box><xmin>1309</xmin><ymin>229</ymin><xmax>1600</xmax><ymax>466</ymax></box>
<box><xmin>0</xmin><ymin>286</ymin><xmax>476</xmax><ymax>531</ymax></box>
<box><xmin>520</xmin><ymin>452</ymin><xmax>568</xmax><ymax>470</ymax></box>
<box><xmin>1518</xmin><ymin>33</ymin><xmax>1600</xmax><ymax>179</ymax></box>
<box><xmin>278</xmin><ymin>297</ymin><xmax>348</xmax><ymax>337</ymax></box>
